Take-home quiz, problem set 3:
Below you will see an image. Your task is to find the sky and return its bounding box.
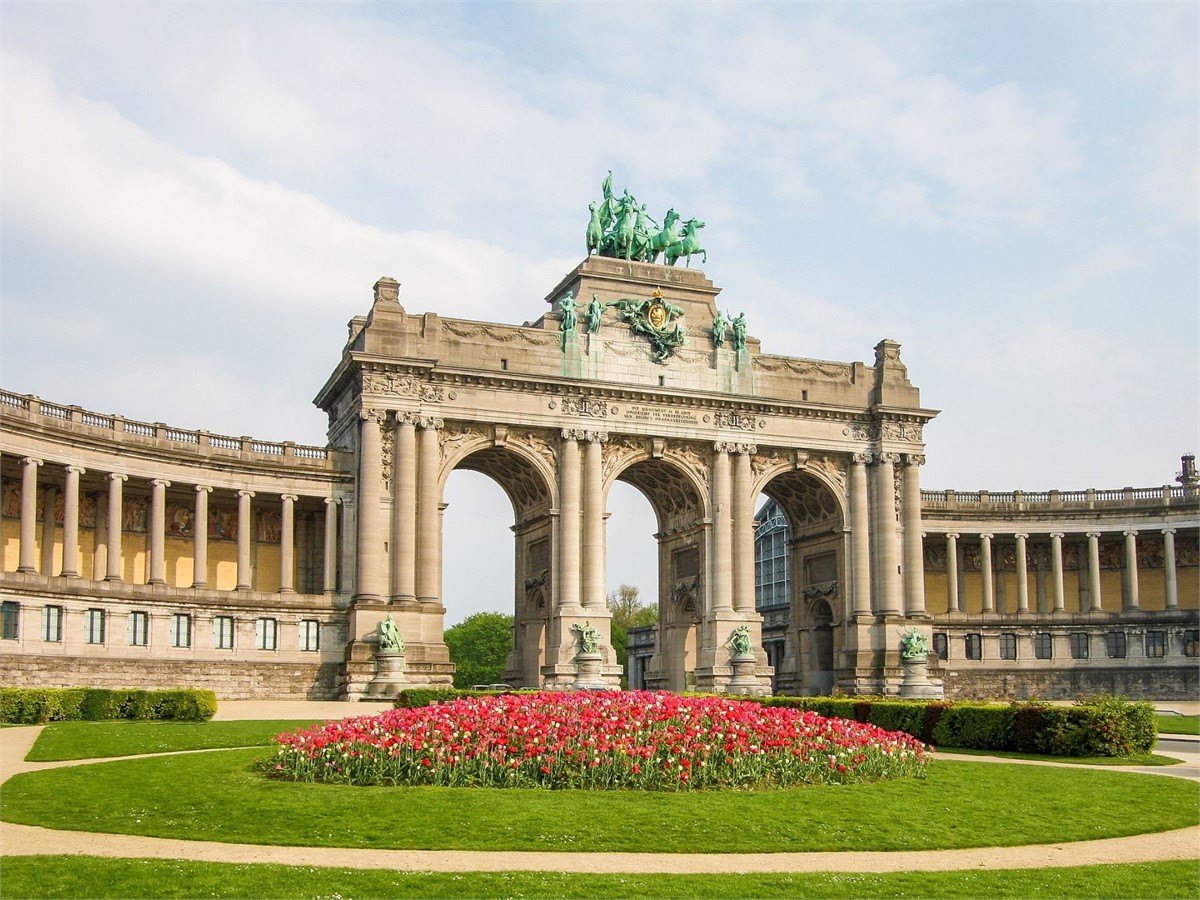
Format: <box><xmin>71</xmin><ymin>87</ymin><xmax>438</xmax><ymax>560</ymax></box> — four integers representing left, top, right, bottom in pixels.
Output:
<box><xmin>2</xmin><ymin>2</ymin><xmax>1196</xmax><ymax>623</ymax></box>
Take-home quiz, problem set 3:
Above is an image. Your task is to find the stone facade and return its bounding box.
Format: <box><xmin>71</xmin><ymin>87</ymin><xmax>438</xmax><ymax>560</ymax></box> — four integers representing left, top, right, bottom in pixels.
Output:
<box><xmin>2</xmin><ymin>259</ymin><xmax>1193</xmax><ymax>701</ymax></box>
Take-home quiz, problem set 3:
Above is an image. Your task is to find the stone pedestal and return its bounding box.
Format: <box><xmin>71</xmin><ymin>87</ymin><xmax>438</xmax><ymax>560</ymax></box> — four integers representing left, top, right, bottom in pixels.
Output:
<box><xmin>366</xmin><ymin>651</ymin><xmax>409</xmax><ymax>699</ymax></box>
<box><xmin>573</xmin><ymin>651</ymin><xmax>607</xmax><ymax>690</ymax></box>
<box><xmin>899</xmin><ymin>655</ymin><xmax>943</xmax><ymax>700</ymax></box>
<box><xmin>725</xmin><ymin>653</ymin><xmax>766</xmax><ymax>696</ymax></box>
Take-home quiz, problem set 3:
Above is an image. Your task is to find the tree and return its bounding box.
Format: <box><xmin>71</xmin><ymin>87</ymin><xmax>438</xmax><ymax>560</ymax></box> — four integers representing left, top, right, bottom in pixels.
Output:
<box><xmin>443</xmin><ymin>612</ymin><xmax>514</xmax><ymax>689</ymax></box>
<box><xmin>607</xmin><ymin>585</ymin><xmax>658</xmax><ymax>686</ymax></box>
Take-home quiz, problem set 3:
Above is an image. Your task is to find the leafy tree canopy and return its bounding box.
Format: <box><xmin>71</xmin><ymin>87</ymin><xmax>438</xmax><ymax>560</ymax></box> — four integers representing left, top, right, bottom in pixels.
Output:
<box><xmin>607</xmin><ymin>585</ymin><xmax>657</xmax><ymax>687</ymax></box>
<box><xmin>444</xmin><ymin>612</ymin><xmax>514</xmax><ymax>689</ymax></box>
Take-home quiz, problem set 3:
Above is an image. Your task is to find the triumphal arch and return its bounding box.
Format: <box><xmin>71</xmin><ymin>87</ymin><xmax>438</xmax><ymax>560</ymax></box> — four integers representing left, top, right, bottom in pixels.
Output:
<box><xmin>318</xmin><ymin>183</ymin><xmax>937</xmax><ymax>696</ymax></box>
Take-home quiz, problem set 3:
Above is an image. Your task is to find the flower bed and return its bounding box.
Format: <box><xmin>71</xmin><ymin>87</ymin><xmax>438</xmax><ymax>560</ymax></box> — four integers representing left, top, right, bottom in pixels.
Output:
<box><xmin>267</xmin><ymin>691</ymin><xmax>928</xmax><ymax>790</ymax></box>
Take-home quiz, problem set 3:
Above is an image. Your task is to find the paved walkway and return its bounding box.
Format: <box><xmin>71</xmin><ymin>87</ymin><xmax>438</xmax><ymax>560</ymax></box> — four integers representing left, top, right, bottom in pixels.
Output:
<box><xmin>2</xmin><ymin>701</ymin><xmax>1198</xmax><ymax>875</ymax></box>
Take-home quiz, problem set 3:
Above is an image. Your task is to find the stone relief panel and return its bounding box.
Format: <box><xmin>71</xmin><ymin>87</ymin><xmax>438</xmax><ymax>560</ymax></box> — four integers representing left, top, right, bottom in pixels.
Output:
<box><xmin>442</xmin><ymin>321</ymin><xmax>558</xmax><ymax>347</ymax></box>
<box><xmin>556</xmin><ymin>397</ymin><xmax>609</xmax><ymax>418</ymax></box>
<box><xmin>753</xmin><ymin>356</ymin><xmax>853</xmax><ymax>381</ymax></box>
<box><xmin>361</xmin><ymin>370</ymin><xmax>451</xmax><ymax>403</ymax></box>
<box><xmin>924</xmin><ymin>542</ymin><xmax>947</xmax><ymax>572</ymax></box>
<box><xmin>602</xmin><ymin>435</ymin><xmax>645</xmax><ymax>482</ymax></box>
<box><xmin>842</xmin><ymin>422</ymin><xmax>924</xmax><ymax>443</ymax></box>
<box><xmin>664</xmin><ymin>442</ymin><xmax>710</xmax><ymax>494</ymax></box>
<box><xmin>1136</xmin><ymin>535</ymin><xmax>1165</xmax><ymax>569</ymax></box>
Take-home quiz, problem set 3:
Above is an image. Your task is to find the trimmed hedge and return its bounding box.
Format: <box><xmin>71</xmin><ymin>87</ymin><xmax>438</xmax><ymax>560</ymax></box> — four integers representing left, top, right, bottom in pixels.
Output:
<box><xmin>391</xmin><ymin>688</ymin><xmax>1155</xmax><ymax>759</ymax></box>
<box><xmin>0</xmin><ymin>688</ymin><xmax>217</xmax><ymax>724</ymax></box>
<box><xmin>394</xmin><ymin>687</ymin><xmax>536</xmax><ymax>708</ymax></box>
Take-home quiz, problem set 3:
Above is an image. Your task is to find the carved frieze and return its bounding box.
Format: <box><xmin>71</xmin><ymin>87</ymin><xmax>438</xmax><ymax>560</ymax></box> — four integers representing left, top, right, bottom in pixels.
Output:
<box><xmin>712</xmin><ymin>410</ymin><xmax>758</xmax><ymax>431</ymax></box>
<box><xmin>439</xmin><ymin>423</ymin><xmax>489</xmax><ymax>460</ymax></box>
<box><xmin>602</xmin><ymin>435</ymin><xmax>644</xmax><ymax>480</ymax></box>
<box><xmin>751</xmin><ymin>448</ymin><xmax>792</xmax><ymax>478</ymax></box>
<box><xmin>752</xmin><ymin>356</ymin><xmax>852</xmax><ymax>381</ymax></box>
<box><xmin>361</xmin><ymin>370</ymin><xmax>448</xmax><ymax>404</ymax></box>
<box><xmin>442</xmin><ymin>321</ymin><xmax>557</xmax><ymax>347</ymax></box>
<box><xmin>842</xmin><ymin>421</ymin><xmax>924</xmax><ymax>443</ymax></box>
<box><xmin>809</xmin><ymin>453</ymin><xmax>848</xmax><ymax>492</ymax></box>
<box><xmin>560</xmin><ymin>397</ymin><xmax>609</xmax><ymax>418</ymax></box>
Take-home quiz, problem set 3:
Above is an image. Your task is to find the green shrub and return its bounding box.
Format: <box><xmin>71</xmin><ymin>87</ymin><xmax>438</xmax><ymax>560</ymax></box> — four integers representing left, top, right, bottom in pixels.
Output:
<box><xmin>0</xmin><ymin>688</ymin><xmax>216</xmax><ymax>724</ymax></box>
<box><xmin>865</xmin><ymin>701</ymin><xmax>926</xmax><ymax>739</ymax></box>
<box><xmin>931</xmin><ymin>703</ymin><xmax>1014</xmax><ymax>750</ymax></box>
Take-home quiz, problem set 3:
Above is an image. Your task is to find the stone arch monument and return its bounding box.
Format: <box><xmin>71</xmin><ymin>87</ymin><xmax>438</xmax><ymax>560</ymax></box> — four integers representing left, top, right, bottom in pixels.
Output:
<box><xmin>317</xmin><ymin>244</ymin><xmax>937</xmax><ymax>698</ymax></box>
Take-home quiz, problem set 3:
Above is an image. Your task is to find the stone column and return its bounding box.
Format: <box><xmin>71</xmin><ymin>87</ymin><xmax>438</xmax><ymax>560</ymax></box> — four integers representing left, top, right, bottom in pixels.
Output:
<box><xmin>193</xmin><ymin>486</ymin><xmax>211</xmax><ymax>587</ymax></box>
<box><xmin>849</xmin><ymin>454</ymin><xmax>872</xmax><ymax>617</ymax></box>
<box><xmin>62</xmin><ymin>465</ymin><xmax>84</xmax><ymax>577</ymax></box>
<box><xmin>1086</xmin><ymin>531</ymin><xmax>1103</xmax><ymax>613</ymax></box>
<box><xmin>416</xmin><ymin>417</ymin><xmax>443</xmax><ymax>605</ymax></box>
<box><xmin>1162</xmin><ymin>528</ymin><xmax>1178</xmax><ymax>610</ymax></box>
<box><xmin>711</xmin><ymin>444</ymin><xmax>733</xmax><ymax>612</ymax></box>
<box><xmin>945</xmin><ymin>532</ymin><xmax>960</xmax><ymax>613</ymax></box>
<box><xmin>92</xmin><ymin>492</ymin><xmax>108</xmax><ymax>581</ymax></box>
<box><xmin>581</xmin><ymin>433</ymin><xmax>607</xmax><ymax>610</ymax></box>
<box><xmin>1050</xmin><ymin>532</ymin><xmax>1066</xmax><ymax>614</ymax></box>
<box><xmin>732</xmin><ymin>446</ymin><xmax>757</xmax><ymax>613</ymax></box>
<box><xmin>280</xmin><ymin>494</ymin><xmax>297</xmax><ymax>593</ymax></box>
<box><xmin>1014</xmin><ymin>533</ymin><xmax>1029</xmax><ymax>614</ymax></box>
<box><xmin>323</xmin><ymin>498</ymin><xmax>339</xmax><ymax>594</ymax></box>
<box><xmin>392</xmin><ymin>416</ymin><xmax>417</xmax><ymax>602</ymax></box>
<box><xmin>871</xmin><ymin>453</ymin><xmax>902</xmax><ymax>615</ymax></box>
<box><xmin>901</xmin><ymin>454</ymin><xmax>926</xmax><ymax>616</ymax></box>
<box><xmin>148</xmin><ymin>479</ymin><xmax>170</xmax><ymax>585</ymax></box>
<box><xmin>106</xmin><ymin>473</ymin><xmax>126</xmax><ymax>581</ymax></box>
<box><xmin>979</xmin><ymin>533</ymin><xmax>995</xmax><ymax>614</ymax></box>
<box><xmin>17</xmin><ymin>457</ymin><xmax>42</xmax><ymax>572</ymax></box>
<box><xmin>558</xmin><ymin>431</ymin><xmax>582</xmax><ymax>612</ymax></box>
<box><xmin>1123</xmin><ymin>530</ymin><xmax>1140</xmax><ymax>611</ymax></box>
<box><xmin>40</xmin><ymin>483</ymin><xmax>56</xmax><ymax>575</ymax></box>
<box><xmin>236</xmin><ymin>489</ymin><xmax>254</xmax><ymax>590</ymax></box>
<box><xmin>357</xmin><ymin>411</ymin><xmax>387</xmax><ymax>602</ymax></box>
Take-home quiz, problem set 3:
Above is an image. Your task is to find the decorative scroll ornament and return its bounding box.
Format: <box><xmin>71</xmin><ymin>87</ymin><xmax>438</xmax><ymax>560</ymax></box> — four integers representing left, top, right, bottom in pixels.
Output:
<box><xmin>842</xmin><ymin>421</ymin><xmax>924</xmax><ymax>443</ymax></box>
<box><xmin>712</xmin><ymin>409</ymin><xmax>758</xmax><ymax>431</ymax></box>
<box><xmin>362</xmin><ymin>371</ymin><xmax>445</xmax><ymax>404</ymax></box>
<box><xmin>560</xmin><ymin>397</ymin><xmax>608</xmax><ymax>418</ymax></box>
<box><xmin>586</xmin><ymin>172</ymin><xmax>706</xmax><ymax>267</ymax></box>
<box><xmin>605</xmin><ymin>290</ymin><xmax>689</xmax><ymax>363</ymax></box>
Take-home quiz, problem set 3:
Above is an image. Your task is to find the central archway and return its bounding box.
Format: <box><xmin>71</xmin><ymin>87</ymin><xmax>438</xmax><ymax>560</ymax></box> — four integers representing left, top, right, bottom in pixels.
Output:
<box><xmin>438</xmin><ymin>430</ymin><xmax>557</xmax><ymax>688</ymax></box>
<box><xmin>605</xmin><ymin>444</ymin><xmax>709</xmax><ymax>691</ymax></box>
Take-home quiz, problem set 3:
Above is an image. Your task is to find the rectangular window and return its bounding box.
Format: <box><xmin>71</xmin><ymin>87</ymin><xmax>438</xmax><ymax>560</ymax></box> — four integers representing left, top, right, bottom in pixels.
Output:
<box><xmin>1</xmin><ymin>601</ymin><xmax>19</xmax><ymax>640</ymax></box>
<box><xmin>964</xmin><ymin>633</ymin><xmax>982</xmax><ymax>660</ymax></box>
<box><xmin>1069</xmin><ymin>632</ymin><xmax>1089</xmax><ymax>660</ymax></box>
<box><xmin>1184</xmin><ymin>630</ymin><xmax>1199</xmax><ymax>658</ymax></box>
<box><xmin>1105</xmin><ymin>631</ymin><xmax>1127</xmax><ymax>659</ymax></box>
<box><xmin>1034</xmin><ymin>632</ymin><xmax>1054</xmax><ymax>659</ymax></box>
<box><xmin>41</xmin><ymin>605</ymin><xmax>63</xmax><ymax>642</ymax></box>
<box><xmin>1145</xmin><ymin>630</ymin><xmax>1166</xmax><ymax>659</ymax></box>
<box><xmin>170</xmin><ymin>614</ymin><xmax>192</xmax><ymax>649</ymax></box>
<box><xmin>127</xmin><ymin>611</ymin><xmax>149</xmax><ymax>646</ymax></box>
<box><xmin>84</xmin><ymin>608</ymin><xmax>105</xmax><ymax>644</ymax></box>
<box><xmin>932</xmin><ymin>633</ymin><xmax>948</xmax><ymax>660</ymax></box>
<box><xmin>299</xmin><ymin>619</ymin><xmax>321</xmax><ymax>652</ymax></box>
<box><xmin>213</xmin><ymin>616</ymin><xmax>235</xmax><ymax>650</ymax></box>
<box><xmin>255</xmin><ymin>617</ymin><xmax>278</xmax><ymax>651</ymax></box>
<box><xmin>999</xmin><ymin>633</ymin><xmax>1017</xmax><ymax>660</ymax></box>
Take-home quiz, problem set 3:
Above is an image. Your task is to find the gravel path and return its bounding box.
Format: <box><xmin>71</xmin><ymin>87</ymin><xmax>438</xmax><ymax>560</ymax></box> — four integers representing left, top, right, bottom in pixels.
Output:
<box><xmin>2</xmin><ymin>702</ymin><xmax>1198</xmax><ymax>874</ymax></box>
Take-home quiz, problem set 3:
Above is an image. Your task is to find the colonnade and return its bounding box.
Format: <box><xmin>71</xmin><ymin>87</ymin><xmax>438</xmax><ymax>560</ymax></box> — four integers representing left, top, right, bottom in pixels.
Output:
<box><xmin>935</xmin><ymin>527</ymin><xmax>1182</xmax><ymax>615</ymax></box>
<box><xmin>5</xmin><ymin>454</ymin><xmax>339</xmax><ymax>594</ymax></box>
<box><xmin>848</xmin><ymin>451</ymin><xmax>927</xmax><ymax>619</ymax></box>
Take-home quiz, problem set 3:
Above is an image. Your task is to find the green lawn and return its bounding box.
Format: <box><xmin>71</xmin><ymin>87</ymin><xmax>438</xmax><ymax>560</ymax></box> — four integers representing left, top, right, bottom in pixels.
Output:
<box><xmin>24</xmin><ymin>720</ymin><xmax>322</xmax><ymax>761</ymax></box>
<box><xmin>3</xmin><ymin>750</ymin><xmax>1196</xmax><ymax>853</ymax></box>
<box><xmin>1158</xmin><ymin>715</ymin><xmax>1200</xmax><ymax>736</ymax></box>
<box><xmin>941</xmin><ymin>747</ymin><xmax>1182</xmax><ymax>766</ymax></box>
<box><xmin>1</xmin><ymin>856</ymin><xmax>1197</xmax><ymax>900</ymax></box>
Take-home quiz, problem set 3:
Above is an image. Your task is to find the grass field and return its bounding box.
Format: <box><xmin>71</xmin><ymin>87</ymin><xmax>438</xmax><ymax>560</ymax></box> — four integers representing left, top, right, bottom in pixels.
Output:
<box><xmin>23</xmin><ymin>720</ymin><xmax>322</xmax><ymax>761</ymax></box>
<box><xmin>3</xmin><ymin>747</ymin><xmax>1196</xmax><ymax>853</ymax></box>
<box><xmin>1158</xmin><ymin>714</ymin><xmax>1200</xmax><ymax>735</ymax></box>
<box><xmin>1</xmin><ymin>856</ymin><xmax>1198</xmax><ymax>900</ymax></box>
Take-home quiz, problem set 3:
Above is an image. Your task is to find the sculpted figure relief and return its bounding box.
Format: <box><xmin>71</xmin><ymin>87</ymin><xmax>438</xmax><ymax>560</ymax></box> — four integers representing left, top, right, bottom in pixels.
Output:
<box><xmin>587</xmin><ymin>173</ymin><xmax>706</xmax><ymax>267</ymax></box>
<box><xmin>586</xmin><ymin>294</ymin><xmax>605</xmax><ymax>334</ymax></box>
<box><xmin>731</xmin><ymin>313</ymin><xmax>747</xmax><ymax>352</ymax></box>
<box><xmin>557</xmin><ymin>291</ymin><xmax>578</xmax><ymax>350</ymax></box>
<box><xmin>377</xmin><ymin>615</ymin><xmax>404</xmax><ymax>654</ymax></box>
<box><xmin>729</xmin><ymin>624</ymin><xmax>753</xmax><ymax>657</ymax></box>
<box><xmin>571</xmin><ymin>621</ymin><xmax>601</xmax><ymax>655</ymax></box>
<box><xmin>899</xmin><ymin>627</ymin><xmax>928</xmax><ymax>660</ymax></box>
<box><xmin>711</xmin><ymin>309</ymin><xmax>728</xmax><ymax>348</ymax></box>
